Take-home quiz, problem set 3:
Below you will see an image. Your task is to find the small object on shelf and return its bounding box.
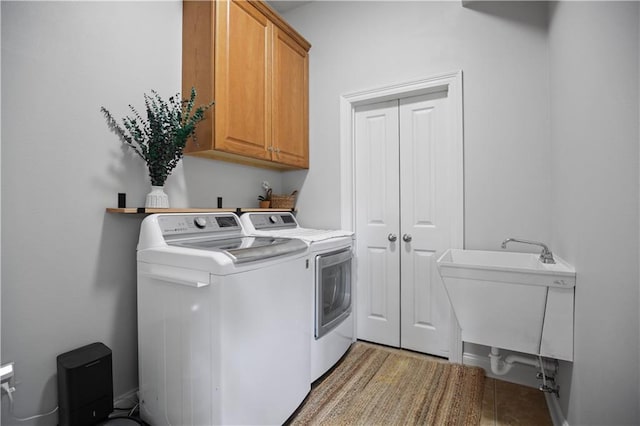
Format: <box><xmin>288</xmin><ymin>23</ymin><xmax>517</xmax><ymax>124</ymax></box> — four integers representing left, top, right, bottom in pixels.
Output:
<box><xmin>101</xmin><ymin>88</ymin><xmax>214</xmax><ymax>208</ymax></box>
<box><xmin>258</xmin><ymin>181</ymin><xmax>272</xmax><ymax>207</ymax></box>
<box><xmin>118</xmin><ymin>193</ymin><xmax>126</xmax><ymax>208</ymax></box>
<box><xmin>145</xmin><ymin>186</ymin><xmax>169</xmax><ymax>208</ymax></box>
<box><xmin>270</xmin><ymin>191</ymin><xmax>297</xmax><ymax>209</ymax></box>
<box><xmin>218</xmin><ymin>197</ymin><xmax>223</xmax><ymax>208</ymax></box>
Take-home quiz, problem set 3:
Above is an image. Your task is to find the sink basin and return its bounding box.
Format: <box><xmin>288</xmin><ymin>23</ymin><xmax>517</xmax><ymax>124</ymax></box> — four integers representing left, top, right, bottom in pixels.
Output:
<box><xmin>437</xmin><ymin>249</ymin><xmax>575</xmax><ymax>288</ymax></box>
<box><xmin>436</xmin><ymin>249</ymin><xmax>576</xmax><ymax>360</ymax></box>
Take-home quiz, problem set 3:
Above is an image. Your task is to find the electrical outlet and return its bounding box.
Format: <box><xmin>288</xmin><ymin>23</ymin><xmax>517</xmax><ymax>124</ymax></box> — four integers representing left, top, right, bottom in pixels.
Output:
<box><xmin>1</xmin><ymin>363</ymin><xmax>14</xmax><ymax>385</ymax></box>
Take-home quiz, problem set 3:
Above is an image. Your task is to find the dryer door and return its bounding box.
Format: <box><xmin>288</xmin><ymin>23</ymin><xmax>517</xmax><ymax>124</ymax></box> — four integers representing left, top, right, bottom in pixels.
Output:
<box><xmin>316</xmin><ymin>248</ymin><xmax>352</xmax><ymax>339</ymax></box>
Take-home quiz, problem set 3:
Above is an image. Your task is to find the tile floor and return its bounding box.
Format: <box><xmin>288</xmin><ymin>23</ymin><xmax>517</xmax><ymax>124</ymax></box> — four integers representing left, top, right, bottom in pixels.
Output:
<box><xmin>481</xmin><ymin>378</ymin><xmax>553</xmax><ymax>426</ymax></box>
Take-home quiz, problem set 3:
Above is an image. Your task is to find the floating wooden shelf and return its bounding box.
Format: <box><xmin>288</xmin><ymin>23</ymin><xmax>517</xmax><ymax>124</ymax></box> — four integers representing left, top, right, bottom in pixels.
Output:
<box><xmin>106</xmin><ymin>207</ymin><xmax>295</xmax><ymax>214</ymax></box>
<box><xmin>238</xmin><ymin>208</ymin><xmax>295</xmax><ymax>213</ymax></box>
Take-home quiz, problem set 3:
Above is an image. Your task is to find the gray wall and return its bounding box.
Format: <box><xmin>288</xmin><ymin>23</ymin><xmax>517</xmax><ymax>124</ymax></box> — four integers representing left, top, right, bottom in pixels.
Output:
<box><xmin>548</xmin><ymin>2</ymin><xmax>640</xmax><ymax>424</ymax></box>
<box><xmin>282</xmin><ymin>0</ymin><xmax>640</xmax><ymax>424</ymax></box>
<box><xmin>2</xmin><ymin>1</ymin><xmax>639</xmax><ymax>425</ymax></box>
<box><xmin>1</xmin><ymin>2</ymin><xmax>283</xmax><ymax>424</ymax></box>
<box><xmin>284</xmin><ymin>1</ymin><xmax>552</xmax><ymax>247</ymax></box>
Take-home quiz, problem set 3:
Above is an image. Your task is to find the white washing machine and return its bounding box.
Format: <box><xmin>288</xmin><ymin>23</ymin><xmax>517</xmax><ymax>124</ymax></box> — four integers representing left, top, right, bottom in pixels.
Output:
<box><xmin>136</xmin><ymin>213</ymin><xmax>311</xmax><ymax>426</ymax></box>
<box><xmin>241</xmin><ymin>212</ymin><xmax>355</xmax><ymax>382</ymax></box>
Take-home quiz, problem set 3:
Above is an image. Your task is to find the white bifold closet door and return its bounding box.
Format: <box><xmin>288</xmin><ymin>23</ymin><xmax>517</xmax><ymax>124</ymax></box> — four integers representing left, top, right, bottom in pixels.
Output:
<box><xmin>355</xmin><ymin>91</ymin><xmax>455</xmax><ymax>357</ymax></box>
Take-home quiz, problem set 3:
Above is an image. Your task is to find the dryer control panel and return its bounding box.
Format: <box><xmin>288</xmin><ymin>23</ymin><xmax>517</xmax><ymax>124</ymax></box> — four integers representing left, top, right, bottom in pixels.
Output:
<box><xmin>249</xmin><ymin>212</ymin><xmax>298</xmax><ymax>230</ymax></box>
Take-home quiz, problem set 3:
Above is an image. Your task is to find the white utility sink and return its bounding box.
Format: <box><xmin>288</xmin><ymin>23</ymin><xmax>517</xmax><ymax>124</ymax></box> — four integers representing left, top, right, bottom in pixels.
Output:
<box><xmin>437</xmin><ymin>249</ymin><xmax>576</xmax><ymax>361</ymax></box>
<box><xmin>437</xmin><ymin>249</ymin><xmax>575</xmax><ymax>288</ymax></box>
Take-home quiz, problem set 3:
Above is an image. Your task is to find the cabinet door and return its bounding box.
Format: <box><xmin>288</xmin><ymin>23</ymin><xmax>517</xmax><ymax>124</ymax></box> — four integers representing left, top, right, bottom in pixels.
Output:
<box><xmin>182</xmin><ymin>0</ymin><xmax>214</xmax><ymax>152</ymax></box>
<box><xmin>272</xmin><ymin>27</ymin><xmax>309</xmax><ymax>168</ymax></box>
<box><xmin>215</xmin><ymin>0</ymin><xmax>271</xmax><ymax>160</ymax></box>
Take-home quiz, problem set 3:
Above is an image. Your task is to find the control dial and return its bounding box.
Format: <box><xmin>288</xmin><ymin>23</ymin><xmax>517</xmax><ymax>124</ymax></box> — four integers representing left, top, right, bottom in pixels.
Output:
<box><xmin>194</xmin><ymin>217</ymin><xmax>207</xmax><ymax>229</ymax></box>
<box><xmin>269</xmin><ymin>215</ymin><xmax>279</xmax><ymax>224</ymax></box>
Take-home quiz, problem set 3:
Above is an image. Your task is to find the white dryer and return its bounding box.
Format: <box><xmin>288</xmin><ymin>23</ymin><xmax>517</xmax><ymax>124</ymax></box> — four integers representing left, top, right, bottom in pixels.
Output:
<box><xmin>136</xmin><ymin>213</ymin><xmax>311</xmax><ymax>426</ymax></box>
<box><xmin>241</xmin><ymin>212</ymin><xmax>355</xmax><ymax>382</ymax></box>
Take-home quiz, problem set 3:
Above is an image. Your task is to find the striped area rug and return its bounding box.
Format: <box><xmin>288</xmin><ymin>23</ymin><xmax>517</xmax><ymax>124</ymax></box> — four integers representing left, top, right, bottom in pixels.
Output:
<box><xmin>289</xmin><ymin>341</ymin><xmax>485</xmax><ymax>425</ymax></box>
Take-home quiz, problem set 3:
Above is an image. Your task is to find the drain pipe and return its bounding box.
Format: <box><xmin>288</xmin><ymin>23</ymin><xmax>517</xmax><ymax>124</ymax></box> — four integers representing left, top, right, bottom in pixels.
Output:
<box><xmin>489</xmin><ymin>347</ymin><xmax>556</xmax><ymax>376</ymax></box>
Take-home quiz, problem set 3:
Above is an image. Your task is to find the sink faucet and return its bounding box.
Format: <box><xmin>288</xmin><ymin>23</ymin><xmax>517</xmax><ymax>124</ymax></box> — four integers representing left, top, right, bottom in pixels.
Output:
<box><xmin>501</xmin><ymin>238</ymin><xmax>556</xmax><ymax>264</ymax></box>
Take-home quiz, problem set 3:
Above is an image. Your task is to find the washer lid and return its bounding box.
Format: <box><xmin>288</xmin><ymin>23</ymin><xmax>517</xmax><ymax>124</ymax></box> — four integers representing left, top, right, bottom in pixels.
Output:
<box><xmin>168</xmin><ymin>236</ymin><xmax>307</xmax><ymax>263</ymax></box>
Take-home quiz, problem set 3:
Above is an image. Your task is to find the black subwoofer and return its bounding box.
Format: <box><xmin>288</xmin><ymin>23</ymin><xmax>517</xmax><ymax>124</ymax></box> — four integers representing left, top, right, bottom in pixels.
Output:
<box><xmin>57</xmin><ymin>342</ymin><xmax>113</xmax><ymax>426</ymax></box>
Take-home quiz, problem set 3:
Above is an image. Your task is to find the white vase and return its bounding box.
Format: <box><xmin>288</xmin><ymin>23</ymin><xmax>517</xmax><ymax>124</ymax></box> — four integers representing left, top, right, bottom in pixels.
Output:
<box><xmin>145</xmin><ymin>185</ymin><xmax>169</xmax><ymax>208</ymax></box>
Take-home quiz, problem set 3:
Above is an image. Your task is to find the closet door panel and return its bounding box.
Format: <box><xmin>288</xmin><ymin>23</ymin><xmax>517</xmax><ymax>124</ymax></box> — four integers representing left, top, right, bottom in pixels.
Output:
<box><xmin>399</xmin><ymin>92</ymin><xmax>451</xmax><ymax>356</ymax></box>
<box><xmin>354</xmin><ymin>100</ymin><xmax>400</xmax><ymax>347</ymax></box>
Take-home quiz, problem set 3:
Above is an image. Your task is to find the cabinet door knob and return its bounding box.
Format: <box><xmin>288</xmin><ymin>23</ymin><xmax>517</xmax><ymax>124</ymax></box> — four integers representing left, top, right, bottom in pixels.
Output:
<box><xmin>402</xmin><ymin>233</ymin><xmax>412</xmax><ymax>242</ymax></box>
<box><xmin>388</xmin><ymin>233</ymin><xmax>398</xmax><ymax>242</ymax></box>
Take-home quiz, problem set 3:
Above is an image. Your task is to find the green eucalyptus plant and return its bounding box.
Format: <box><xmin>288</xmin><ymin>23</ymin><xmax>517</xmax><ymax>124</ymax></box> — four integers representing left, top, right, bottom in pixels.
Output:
<box><xmin>101</xmin><ymin>87</ymin><xmax>214</xmax><ymax>186</ymax></box>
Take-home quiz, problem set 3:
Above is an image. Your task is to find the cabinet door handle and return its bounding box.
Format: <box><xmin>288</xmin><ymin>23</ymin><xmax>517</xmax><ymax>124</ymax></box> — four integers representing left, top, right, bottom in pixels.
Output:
<box><xmin>388</xmin><ymin>233</ymin><xmax>397</xmax><ymax>242</ymax></box>
<box><xmin>267</xmin><ymin>146</ymin><xmax>274</xmax><ymax>152</ymax></box>
<box><xmin>402</xmin><ymin>234</ymin><xmax>412</xmax><ymax>242</ymax></box>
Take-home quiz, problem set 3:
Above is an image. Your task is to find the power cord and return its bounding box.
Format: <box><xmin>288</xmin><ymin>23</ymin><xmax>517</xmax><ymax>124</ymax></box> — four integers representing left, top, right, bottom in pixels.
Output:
<box><xmin>106</xmin><ymin>415</ymin><xmax>146</xmax><ymax>425</ymax></box>
<box><xmin>1</xmin><ymin>382</ymin><xmax>59</xmax><ymax>422</ymax></box>
<box><xmin>107</xmin><ymin>402</ymin><xmax>148</xmax><ymax>425</ymax></box>
<box><xmin>1</xmin><ymin>380</ymin><xmax>145</xmax><ymax>425</ymax></box>
<box><xmin>537</xmin><ymin>354</ymin><xmax>548</xmax><ymax>388</ymax></box>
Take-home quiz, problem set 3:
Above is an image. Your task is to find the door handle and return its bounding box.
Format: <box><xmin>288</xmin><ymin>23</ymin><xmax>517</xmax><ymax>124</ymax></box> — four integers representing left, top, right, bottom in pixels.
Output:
<box><xmin>388</xmin><ymin>233</ymin><xmax>397</xmax><ymax>242</ymax></box>
<box><xmin>402</xmin><ymin>233</ymin><xmax>412</xmax><ymax>242</ymax></box>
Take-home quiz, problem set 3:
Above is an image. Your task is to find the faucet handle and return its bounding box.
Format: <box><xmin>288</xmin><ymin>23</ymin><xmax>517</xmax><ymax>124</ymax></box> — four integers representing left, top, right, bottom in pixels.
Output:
<box><xmin>501</xmin><ymin>237</ymin><xmax>556</xmax><ymax>264</ymax></box>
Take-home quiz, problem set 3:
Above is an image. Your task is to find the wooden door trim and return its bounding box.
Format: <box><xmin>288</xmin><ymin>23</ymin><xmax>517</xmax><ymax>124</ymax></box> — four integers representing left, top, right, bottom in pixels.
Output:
<box><xmin>339</xmin><ymin>71</ymin><xmax>465</xmax><ymax>362</ymax></box>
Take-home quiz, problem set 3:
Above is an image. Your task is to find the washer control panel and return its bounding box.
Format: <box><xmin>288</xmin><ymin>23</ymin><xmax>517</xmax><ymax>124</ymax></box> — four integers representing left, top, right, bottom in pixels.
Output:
<box><xmin>159</xmin><ymin>214</ymin><xmax>242</xmax><ymax>236</ymax></box>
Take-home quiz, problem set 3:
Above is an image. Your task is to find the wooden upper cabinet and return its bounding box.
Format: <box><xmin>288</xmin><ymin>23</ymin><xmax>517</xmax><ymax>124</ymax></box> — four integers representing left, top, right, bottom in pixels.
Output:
<box><xmin>272</xmin><ymin>27</ymin><xmax>309</xmax><ymax>168</ymax></box>
<box><xmin>182</xmin><ymin>0</ymin><xmax>311</xmax><ymax>170</ymax></box>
